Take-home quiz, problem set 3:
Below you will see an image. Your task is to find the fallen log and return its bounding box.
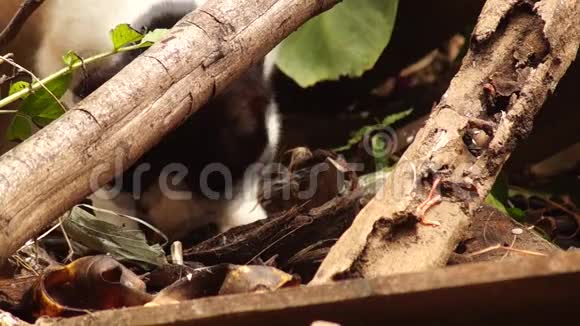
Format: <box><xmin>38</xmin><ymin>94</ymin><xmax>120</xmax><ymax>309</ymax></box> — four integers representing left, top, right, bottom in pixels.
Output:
<box><xmin>0</xmin><ymin>0</ymin><xmax>339</xmax><ymax>262</ymax></box>
<box><xmin>312</xmin><ymin>0</ymin><xmax>580</xmax><ymax>283</ymax></box>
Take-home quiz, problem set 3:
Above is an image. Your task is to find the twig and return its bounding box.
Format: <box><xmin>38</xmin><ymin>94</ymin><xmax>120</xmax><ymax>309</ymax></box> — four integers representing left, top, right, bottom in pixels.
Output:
<box><xmin>0</xmin><ymin>53</ymin><xmax>16</xmax><ymax>87</ymax></box>
<box><xmin>59</xmin><ymin>215</ymin><xmax>74</xmax><ymax>263</ymax></box>
<box><xmin>466</xmin><ymin>243</ymin><xmax>546</xmax><ymax>258</ymax></box>
<box><xmin>245</xmin><ymin>215</ymin><xmax>314</xmax><ymax>265</ymax></box>
<box><xmin>0</xmin><ymin>42</ymin><xmax>149</xmax><ymax>110</ymax></box>
<box><xmin>0</xmin><ymin>0</ymin><xmax>45</xmax><ymax>50</ymax></box>
<box><xmin>8</xmin><ymin>254</ymin><xmax>39</xmax><ymax>275</ymax></box>
<box><xmin>500</xmin><ymin>235</ymin><xmax>518</xmax><ymax>261</ymax></box>
<box><xmin>0</xmin><ymin>53</ymin><xmax>14</xmax><ymax>64</ymax></box>
<box><xmin>0</xmin><ymin>54</ymin><xmax>66</xmax><ymax>112</ymax></box>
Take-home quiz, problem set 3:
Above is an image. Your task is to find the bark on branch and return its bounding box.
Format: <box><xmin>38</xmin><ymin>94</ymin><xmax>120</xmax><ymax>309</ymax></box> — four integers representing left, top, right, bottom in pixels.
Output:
<box><xmin>0</xmin><ymin>0</ymin><xmax>339</xmax><ymax>261</ymax></box>
<box><xmin>312</xmin><ymin>0</ymin><xmax>580</xmax><ymax>284</ymax></box>
<box><xmin>0</xmin><ymin>0</ymin><xmax>44</xmax><ymax>50</ymax></box>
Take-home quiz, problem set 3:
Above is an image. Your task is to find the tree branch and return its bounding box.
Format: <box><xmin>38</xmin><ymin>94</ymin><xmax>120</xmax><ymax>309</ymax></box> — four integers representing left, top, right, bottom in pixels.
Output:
<box><xmin>0</xmin><ymin>0</ymin><xmax>44</xmax><ymax>50</ymax></box>
<box><xmin>0</xmin><ymin>0</ymin><xmax>339</xmax><ymax>261</ymax></box>
<box><xmin>312</xmin><ymin>0</ymin><xmax>580</xmax><ymax>284</ymax></box>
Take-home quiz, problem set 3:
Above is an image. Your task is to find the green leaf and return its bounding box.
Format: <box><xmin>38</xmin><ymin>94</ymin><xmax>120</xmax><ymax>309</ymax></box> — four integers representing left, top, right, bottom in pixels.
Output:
<box><xmin>485</xmin><ymin>174</ymin><xmax>509</xmax><ymax>214</ymax></box>
<box><xmin>491</xmin><ymin>173</ymin><xmax>509</xmax><ymax>203</ymax></box>
<box><xmin>32</xmin><ymin>102</ymin><xmax>66</xmax><ymax>127</ymax></box>
<box><xmin>141</xmin><ymin>28</ymin><xmax>169</xmax><ymax>45</ymax></box>
<box><xmin>507</xmin><ymin>207</ymin><xmax>525</xmax><ymax>220</ymax></box>
<box><xmin>63</xmin><ymin>206</ymin><xmax>167</xmax><ymax>270</ymax></box>
<box><xmin>382</xmin><ymin>109</ymin><xmax>412</xmax><ymax>126</ymax></box>
<box><xmin>20</xmin><ymin>73</ymin><xmax>70</xmax><ymax>118</ymax></box>
<box><xmin>6</xmin><ymin>114</ymin><xmax>33</xmax><ymax>142</ymax></box>
<box><xmin>277</xmin><ymin>0</ymin><xmax>399</xmax><ymax>87</ymax></box>
<box><xmin>110</xmin><ymin>24</ymin><xmax>144</xmax><ymax>50</ymax></box>
<box><xmin>62</xmin><ymin>51</ymin><xmax>83</xmax><ymax>67</ymax></box>
<box><xmin>485</xmin><ymin>173</ymin><xmax>524</xmax><ymax>220</ymax></box>
<box><xmin>31</xmin><ymin>117</ymin><xmax>55</xmax><ymax>128</ymax></box>
<box><xmin>335</xmin><ymin>108</ymin><xmax>412</xmax><ymax>152</ymax></box>
<box><xmin>485</xmin><ymin>191</ymin><xmax>510</xmax><ymax>216</ymax></box>
<box><xmin>9</xmin><ymin>81</ymin><xmax>30</xmax><ymax>97</ymax></box>
<box><xmin>127</xmin><ymin>28</ymin><xmax>170</xmax><ymax>50</ymax></box>
<box><xmin>8</xmin><ymin>75</ymin><xmax>70</xmax><ymax>137</ymax></box>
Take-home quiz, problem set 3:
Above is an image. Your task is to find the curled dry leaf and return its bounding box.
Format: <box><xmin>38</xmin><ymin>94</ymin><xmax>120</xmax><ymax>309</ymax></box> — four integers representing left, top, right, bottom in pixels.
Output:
<box><xmin>31</xmin><ymin>256</ymin><xmax>152</xmax><ymax>318</ymax></box>
<box><xmin>148</xmin><ymin>264</ymin><xmax>299</xmax><ymax>306</ymax></box>
<box><xmin>219</xmin><ymin>264</ymin><xmax>299</xmax><ymax>295</ymax></box>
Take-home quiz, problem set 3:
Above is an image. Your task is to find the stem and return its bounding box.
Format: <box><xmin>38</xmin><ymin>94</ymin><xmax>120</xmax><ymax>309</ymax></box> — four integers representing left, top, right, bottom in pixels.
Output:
<box><xmin>1</xmin><ymin>53</ymin><xmax>67</xmax><ymax>112</ymax></box>
<box><xmin>0</xmin><ymin>44</ymin><xmax>146</xmax><ymax>110</ymax></box>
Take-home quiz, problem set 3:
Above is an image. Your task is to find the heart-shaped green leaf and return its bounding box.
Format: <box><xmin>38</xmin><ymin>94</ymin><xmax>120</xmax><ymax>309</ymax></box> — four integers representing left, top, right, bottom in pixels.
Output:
<box><xmin>7</xmin><ymin>74</ymin><xmax>71</xmax><ymax>140</ymax></box>
<box><xmin>110</xmin><ymin>24</ymin><xmax>144</xmax><ymax>50</ymax></box>
<box><xmin>20</xmin><ymin>73</ymin><xmax>70</xmax><ymax>117</ymax></box>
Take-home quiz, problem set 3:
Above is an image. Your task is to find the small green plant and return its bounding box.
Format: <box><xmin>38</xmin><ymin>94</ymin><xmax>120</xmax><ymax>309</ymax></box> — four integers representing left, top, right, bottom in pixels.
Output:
<box><xmin>0</xmin><ymin>24</ymin><xmax>168</xmax><ymax>141</ymax></box>
<box><xmin>335</xmin><ymin>108</ymin><xmax>412</xmax><ymax>153</ymax></box>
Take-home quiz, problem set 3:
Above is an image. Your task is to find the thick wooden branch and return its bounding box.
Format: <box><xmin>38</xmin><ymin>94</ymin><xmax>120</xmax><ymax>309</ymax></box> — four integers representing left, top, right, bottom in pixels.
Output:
<box><xmin>312</xmin><ymin>0</ymin><xmax>580</xmax><ymax>284</ymax></box>
<box><xmin>0</xmin><ymin>0</ymin><xmax>339</xmax><ymax>261</ymax></box>
<box><xmin>0</xmin><ymin>0</ymin><xmax>44</xmax><ymax>50</ymax></box>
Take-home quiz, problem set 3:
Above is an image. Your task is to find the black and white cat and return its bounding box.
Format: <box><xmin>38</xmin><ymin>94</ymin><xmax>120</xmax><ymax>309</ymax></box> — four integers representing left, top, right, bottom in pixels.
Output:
<box><xmin>35</xmin><ymin>0</ymin><xmax>281</xmax><ymax>238</ymax></box>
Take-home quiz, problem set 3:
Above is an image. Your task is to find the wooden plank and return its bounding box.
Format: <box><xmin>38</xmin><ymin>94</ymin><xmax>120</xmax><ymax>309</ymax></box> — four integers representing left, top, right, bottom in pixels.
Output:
<box><xmin>47</xmin><ymin>251</ymin><xmax>580</xmax><ymax>326</ymax></box>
